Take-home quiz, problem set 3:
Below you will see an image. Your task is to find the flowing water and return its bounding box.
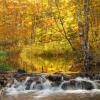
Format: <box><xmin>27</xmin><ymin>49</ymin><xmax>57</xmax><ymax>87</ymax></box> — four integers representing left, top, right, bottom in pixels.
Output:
<box><xmin>0</xmin><ymin>74</ymin><xmax>100</xmax><ymax>100</ymax></box>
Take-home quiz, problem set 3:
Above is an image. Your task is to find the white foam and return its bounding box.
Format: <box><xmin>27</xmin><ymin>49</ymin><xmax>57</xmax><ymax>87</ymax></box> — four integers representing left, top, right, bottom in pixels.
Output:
<box><xmin>34</xmin><ymin>89</ymin><xmax>100</xmax><ymax>99</ymax></box>
<box><xmin>5</xmin><ymin>76</ymin><xmax>100</xmax><ymax>98</ymax></box>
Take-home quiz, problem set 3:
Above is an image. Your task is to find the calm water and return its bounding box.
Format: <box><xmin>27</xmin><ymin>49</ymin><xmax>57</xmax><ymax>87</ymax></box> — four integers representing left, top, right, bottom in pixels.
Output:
<box><xmin>1</xmin><ymin>90</ymin><xmax>100</xmax><ymax>100</ymax></box>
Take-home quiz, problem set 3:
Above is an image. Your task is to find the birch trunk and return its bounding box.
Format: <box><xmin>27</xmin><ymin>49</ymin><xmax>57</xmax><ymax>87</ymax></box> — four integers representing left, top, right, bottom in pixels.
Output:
<box><xmin>77</xmin><ymin>0</ymin><xmax>91</xmax><ymax>73</ymax></box>
<box><xmin>83</xmin><ymin>0</ymin><xmax>91</xmax><ymax>73</ymax></box>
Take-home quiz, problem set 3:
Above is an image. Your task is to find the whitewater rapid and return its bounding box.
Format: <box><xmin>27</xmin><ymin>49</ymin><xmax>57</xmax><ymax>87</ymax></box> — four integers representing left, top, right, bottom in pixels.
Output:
<box><xmin>4</xmin><ymin>75</ymin><xmax>100</xmax><ymax>99</ymax></box>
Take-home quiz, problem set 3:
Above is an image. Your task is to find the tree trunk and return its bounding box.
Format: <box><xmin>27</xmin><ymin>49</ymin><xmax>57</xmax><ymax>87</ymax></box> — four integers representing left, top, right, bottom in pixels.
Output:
<box><xmin>31</xmin><ymin>15</ymin><xmax>36</xmax><ymax>43</ymax></box>
<box><xmin>77</xmin><ymin>0</ymin><xmax>91</xmax><ymax>73</ymax></box>
<box><xmin>83</xmin><ymin>0</ymin><xmax>91</xmax><ymax>73</ymax></box>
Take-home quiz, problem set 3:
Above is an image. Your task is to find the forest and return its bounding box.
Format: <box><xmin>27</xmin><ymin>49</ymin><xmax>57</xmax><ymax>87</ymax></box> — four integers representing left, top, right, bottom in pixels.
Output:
<box><xmin>0</xmin><ymin>0</ymin><xmax>99</xmax><ymax>73</ymax></box>
<box><xmin>0</xmin><ymin>0</ymin><xmax>100</xmax><ymax>100</ymax></box>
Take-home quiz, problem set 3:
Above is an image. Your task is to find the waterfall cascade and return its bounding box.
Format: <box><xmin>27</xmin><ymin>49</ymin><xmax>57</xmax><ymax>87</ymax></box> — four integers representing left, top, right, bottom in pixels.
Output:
<box><xmin>5</xmin><ymin>73</ymin><xmax>100</xmax><ymax>95</ymax></box>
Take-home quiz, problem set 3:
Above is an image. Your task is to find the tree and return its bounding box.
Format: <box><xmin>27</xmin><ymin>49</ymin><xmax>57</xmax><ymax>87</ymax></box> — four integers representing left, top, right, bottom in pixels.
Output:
<box><xmin>54</xmin><ymin>0</ymin><xmax>75</xmax><ymax>51</ymax></box>
<box><xmin>83</xmin><ymin>0</ymin><xmax>91</xmax><ymax>73</ymax></box>
<box><xmin>77</xmin><ymin>0</ymin><xmax>91</xmax><ymax>73</ymax></box>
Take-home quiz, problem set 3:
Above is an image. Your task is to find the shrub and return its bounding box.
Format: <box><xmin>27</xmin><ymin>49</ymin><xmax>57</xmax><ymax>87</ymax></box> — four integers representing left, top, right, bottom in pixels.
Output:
<box><xmin>0</xmin><ymin>63</ymin><xmax>11</xmax><ymax>72</ymax></box>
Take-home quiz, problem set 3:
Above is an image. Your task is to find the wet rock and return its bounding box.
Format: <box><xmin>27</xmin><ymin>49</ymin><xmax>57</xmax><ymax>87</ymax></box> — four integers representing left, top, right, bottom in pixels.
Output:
<box><xmin>0</xmin><ymin>76</ymin><xmax>8</xmax><ymax>88</ymax></box>
<box><xmin>54</xmin><ymin>72</ymin><xmax>71</xmax><ymax>81</ymax></box>
<box><xmin>61</xmin><ymin>79</ymin><xmax>94</xmax><ymax>90</ymax></box>
<box><xmin>77</xmin><ymin>73</ymin><xmax>94</xmax><ymax>80</ymax></box>
<box><xmin>46</xmin><ymin>74</ymin><xmax>62</xmax><ymax>87</ymax></box>
<box><xmin>25</xmin><ymin>76</ymin><xmax>44</xmax><ymax>90</ymax></box>
<box><xmin>51</xmin><ymin>81</ymin><xmax>61</xmax><ymax>87</ymax></box>
<box><xmin>35</xmin><ymin>83</ymin><xmax>43</xmax><ymax>90</ymax></box>
<box><xmin>16</xmin><ymin>69</ymin><xmax>26</xmax><ymax>74</ymax></box>
<box><xmin>61</xmin><ymin>82</ymin><xmax>68</xmax><ymax>90</ymax></box>
<box><xmin>46</xmin><ymin>73</ymin><xmax>71</xmax><ymax>87</ymax></box>
<box><xmin>62</xmin><ymin>74</ymin><xmax>70</xmax><ymax>81</ymax></box>
<box><xmin>81</xmin><ymin>81</ymin><xmax>94</xmax><ymax>90</ymax></box>
<box><xmin>0</xmin><ymin>80</ymin><xmax>7</xmax><ymax>87</ymax></box>
<box><xmin>61</xmin><ymin>80</ymin><xmax>78</xmax><ymax>90</ymax></box>
<box><xmin>95</xmin><ymin>80</ymin><xmax>100</xmax><ymax>84</ymax></box>
<box><xmin>0</xmin><ymin>88</ymin><xmax>5</xmax><ymax>95</ymax></box>
<box><xmin>46</xmin><ymin>75</ymin><xmax>62</xmax><ymax>82</ymax></box>
<box><xmin>0</xmin><ymin>72</ymin><xmax>14</xmax><ymax>89</ymax></box>
<box><xmin>94</xmin><ymin>80</ymin><xmax>100</xmax><ymax>89</ymax></box>
<box><xmin>95</xmin><ymin>74</ymin><xmax>100</xmax><ymax>80</ymax></box>
<box><xmin>13</xmin><ymin>73</ymin><xmax>34</xmax><ymax>82</ymax></box>
<box><xmin>25</xmin><ymin>79</ymin><xmax>33</xmax><ymax>90</ymax></box>
<box><xmin>13</xmin><ymin>74</ymin><xmax>26</xmax><ymax>82</ymax></box>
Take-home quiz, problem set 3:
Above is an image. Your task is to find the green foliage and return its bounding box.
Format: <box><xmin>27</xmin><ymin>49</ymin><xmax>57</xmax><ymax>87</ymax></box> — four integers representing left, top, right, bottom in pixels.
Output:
<box><xmin>0</xmin><ymin>51</ymin><xmax>11</xmax><ymax>72</ymax></box>
<box><xmin>0</xmin><ymin>51</ymin><xmax>7</xmax><ymax>60</ymax></box>
<box><xmin>0</xmin><ymin>63</ymin><xmax>11</xmax><ymax>72</ymax></box>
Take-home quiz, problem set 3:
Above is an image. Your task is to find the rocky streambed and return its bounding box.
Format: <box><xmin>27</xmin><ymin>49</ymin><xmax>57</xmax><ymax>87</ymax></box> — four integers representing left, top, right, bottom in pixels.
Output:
<box><xmin>0</xmin><ymin>71</ymin><xmax>100</xmax><ymax>100</ymax></box>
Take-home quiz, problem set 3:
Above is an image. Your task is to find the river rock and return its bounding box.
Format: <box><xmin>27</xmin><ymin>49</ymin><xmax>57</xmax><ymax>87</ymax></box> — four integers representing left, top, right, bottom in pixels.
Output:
<box><xmin>0</xmin><ymin>77</ymin><xmax>8</xmax><ymax>88</ymax></box>
<box><xmin>16</xmin><ymin>69</ymin><xmax>26</xmax><ymax>74</ymax></box>
<box><xmin>95</xmin><ymin>74</ymin><xmax>100</xmax><ymax>80</ymax></box>
<box><xmin>61</xmin><ymin>79</ymin><xmax>94</xmax><ymax>90</ymax></box>
<box><xmin>46</xmin><ymin>75</ymin><xmax>62</xmax><ymax>82</ymax></box>
<box><xmin>25</xmin><ymin>76</ymin><xmax>44</xmax><ymax>90</ymax></box>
